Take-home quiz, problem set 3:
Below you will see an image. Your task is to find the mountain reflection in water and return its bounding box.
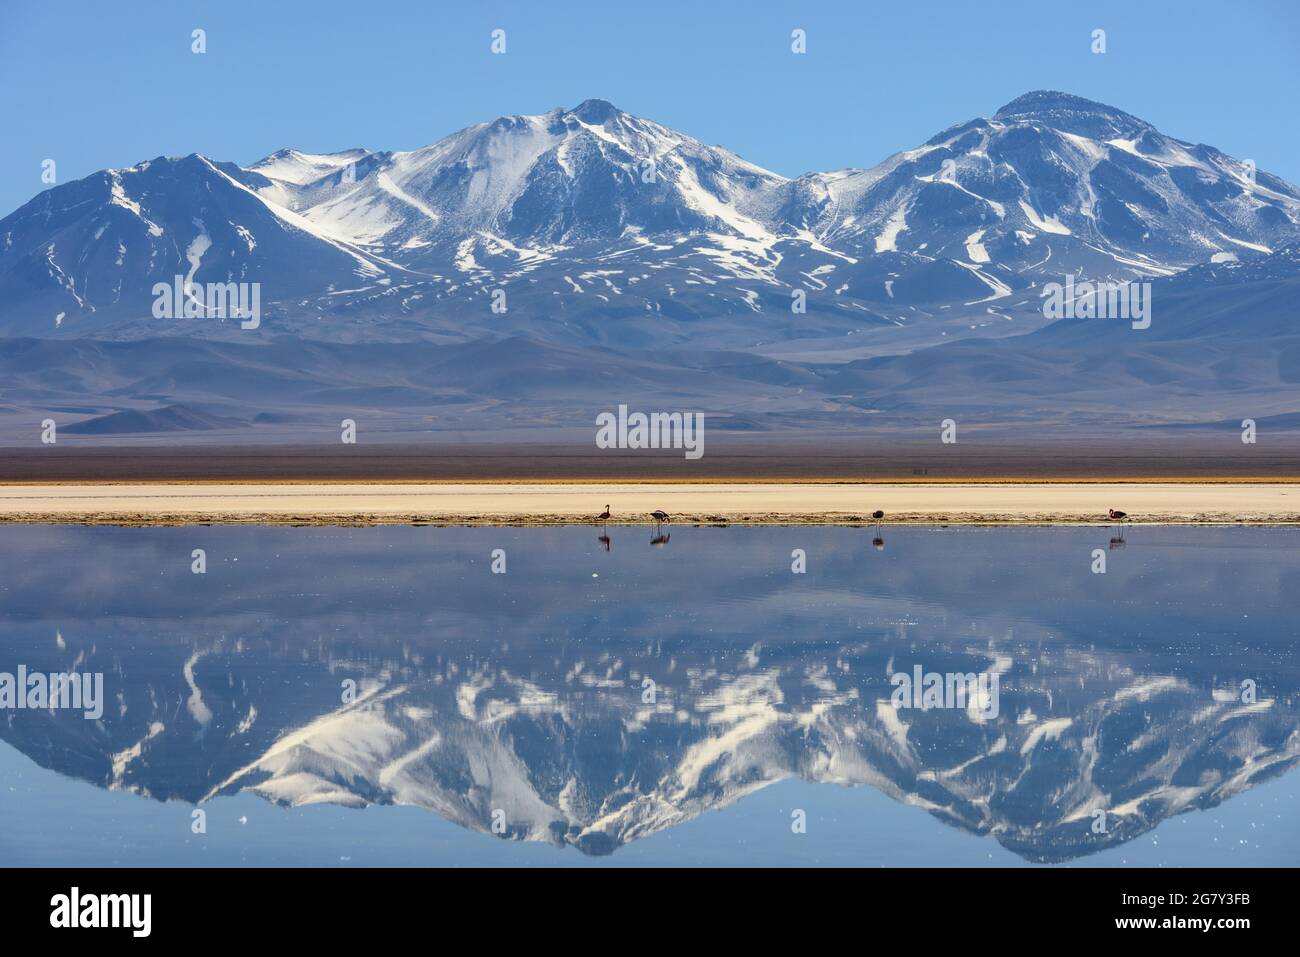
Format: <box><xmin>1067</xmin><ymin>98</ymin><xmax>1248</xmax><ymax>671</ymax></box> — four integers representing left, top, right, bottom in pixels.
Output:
<box><xmin>1</xmin><ymin>524</ymin><xmax>1297</xmax><ymax>864</ymax></box>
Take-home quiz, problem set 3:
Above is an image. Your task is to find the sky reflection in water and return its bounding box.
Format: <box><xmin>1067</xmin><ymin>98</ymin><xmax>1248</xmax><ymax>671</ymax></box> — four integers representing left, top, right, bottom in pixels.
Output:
<box><xmin>1</xmin><ymin>524</ymin><xmax>1297</xmax><ymax>866</ymax></box>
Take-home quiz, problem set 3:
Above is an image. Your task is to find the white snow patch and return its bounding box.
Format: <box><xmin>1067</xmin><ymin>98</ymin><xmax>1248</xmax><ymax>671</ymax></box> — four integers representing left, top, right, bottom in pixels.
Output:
<box><xmin>1060</xmin><ymin>131</ymin><xmax>1108</xmax><ymax>163</ymax></box>
<box><xmin>184</xmin><ymin>219</ymin><xmax>212</xmax><ymax>289</ymax></box>
<box><xmin>183</xmin><ymin>651</ymin><xmax>213</xmax><ymax>728</ymax></box>
<box><xmin>231</xmin><ymin>223</ymin><xmax>256</xmax><ymax>252</ymax></box>
<box><xmin>953</xmin><ymin>260</ymin><xmax>1012</xmax><ymax>302</ymax></box>
<box><xmin>875</xmin><ymin>205</ymin><xmax>909</xmax><ymax>253</ymax></box>
<box><xmin>375</xmin><ymin>170</ymin><xmax>442</xmax><ymax>225</ymax></box>
<box><xmin>964</xmin><ymin>229</ymin><xmax>990</xmax><ymax>263</ymax></box>
<box><xmin>108</xmin><ymin>171</ymin><xmax>164</xmax><ymax>236</ymax></box>
<box><xmin>454</xmin><ymin>237</ymin><xmax>481</xmax><ymax>273</ymax></box>
<box><xmin>1020</xmin><ymin>717</ymin><xmax>1072</xmax><ymax>754</ymax></box>
<box><xmin>1018</xmin><ymin>200</ymin><xmax>1071</xmax><ymax>235</ymax></box>
<box><xmin>1216</xmin><ymin>232</ymin><xmax>1271</xmax><ymax>253</ymax></box>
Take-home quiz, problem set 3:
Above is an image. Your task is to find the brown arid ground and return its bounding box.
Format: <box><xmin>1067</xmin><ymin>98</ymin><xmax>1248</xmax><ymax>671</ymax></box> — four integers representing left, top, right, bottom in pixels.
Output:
<box><xmin>0</xmin><ymin>481</ymin><xmax>1297</xmax><ymax>526</ymax></box>
<box><xmin>2</xmin><ymin>438</ymin><xmax>1299</xmax><ymax>483</ymax></box>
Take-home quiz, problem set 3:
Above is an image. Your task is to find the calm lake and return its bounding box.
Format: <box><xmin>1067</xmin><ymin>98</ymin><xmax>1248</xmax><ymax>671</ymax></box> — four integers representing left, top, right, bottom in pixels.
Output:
<box><xmin>1</xmin><ymin>524</ymin><xmax>1297</xmax><ymax>867</ymax></box>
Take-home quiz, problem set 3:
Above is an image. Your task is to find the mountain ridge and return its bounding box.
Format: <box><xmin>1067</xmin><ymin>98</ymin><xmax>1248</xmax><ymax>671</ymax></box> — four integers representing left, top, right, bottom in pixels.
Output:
<box><xmin>4</xmin><ymin>90</ymin><xmax>1298</xmax><ymax>352</ymax></box>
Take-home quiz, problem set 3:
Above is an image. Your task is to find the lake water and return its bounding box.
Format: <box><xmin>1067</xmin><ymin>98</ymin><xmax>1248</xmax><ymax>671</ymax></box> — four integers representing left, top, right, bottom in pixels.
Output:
<box><xmin>1</xmin><ymin>524</ymin><xmax>1297</xmax><ymax>867</ymax></box>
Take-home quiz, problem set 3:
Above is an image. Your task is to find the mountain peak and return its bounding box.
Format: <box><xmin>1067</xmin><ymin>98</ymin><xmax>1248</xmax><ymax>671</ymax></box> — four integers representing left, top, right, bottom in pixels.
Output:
<box><xmin>992</xmin><ymin>90</ymin><xmax>1152</xmax><ymax>141</ymax></box>
<box><xmin>995</xmin><ymin>90</ymin><xmax>1142</xmax><ymax>123</ymax></box>
<box><xmin>246</xmin><ymin>147</ymin><xmax>369</xmax><ymax>186</ymax></box>
<box><xmin>567</xmin><ymin>98</ymin><xmax>621</xmax><ymax>124</ymax></box>
<box><xmin>996</xmin><ymin>90</ymin><xmax>1108</xmax><ymax>115</ymax></box>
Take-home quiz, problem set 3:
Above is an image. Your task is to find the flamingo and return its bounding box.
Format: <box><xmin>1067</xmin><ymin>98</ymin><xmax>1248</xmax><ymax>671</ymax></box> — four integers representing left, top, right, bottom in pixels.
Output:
<box><xmin>649</xmin><ymin>510</ymin><xmax>670</xmax><ymax>524</ymax></box>
<box><xmin>598</xmin><ymin>504</ymin><xmax>611</xmax><ymax>522</ymax></box>
<box><xmin>1108</xmin><ymin>508</ymin><xmax>1128</xmax><ymax>541</ymax></box>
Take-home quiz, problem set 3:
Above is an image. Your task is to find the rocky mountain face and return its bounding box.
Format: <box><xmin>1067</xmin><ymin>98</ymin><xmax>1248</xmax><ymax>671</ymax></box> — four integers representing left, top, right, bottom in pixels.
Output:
<box><xmin>1</xmin><ymin>241</ymin><xmax>1296</xmax><ymax>439</ymax></box>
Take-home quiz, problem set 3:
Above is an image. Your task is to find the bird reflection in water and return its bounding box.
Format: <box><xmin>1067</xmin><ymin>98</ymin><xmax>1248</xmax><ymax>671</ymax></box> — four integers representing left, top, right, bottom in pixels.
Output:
<box><xmin>870</xmin><ymin>509</ymin><xmax>886</xmax><ymax>550</ymax></box>
<box><xmin>649</xmin><ymin>509</ymin><xmax>671</xmax><ymax>547</ymax></box>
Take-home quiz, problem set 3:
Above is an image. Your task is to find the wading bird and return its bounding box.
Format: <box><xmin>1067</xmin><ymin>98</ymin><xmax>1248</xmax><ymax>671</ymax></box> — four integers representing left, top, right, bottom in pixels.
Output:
<box><xmin>598</xmin><ymin>504</ymin><xmax>611</xmax><ymax>522</ymax></box>
<box><xmin>650</xmin><ymin>510</ymin><xmax>670</xmax><ymax>524</ymax></box>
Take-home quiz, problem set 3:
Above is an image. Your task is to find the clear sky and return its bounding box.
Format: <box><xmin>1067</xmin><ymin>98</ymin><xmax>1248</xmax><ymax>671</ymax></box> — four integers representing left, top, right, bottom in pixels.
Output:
<box><xmin>2</xmin><ymin>0</ymin><xmax>1297</xmax><ymax>216</ymax></box>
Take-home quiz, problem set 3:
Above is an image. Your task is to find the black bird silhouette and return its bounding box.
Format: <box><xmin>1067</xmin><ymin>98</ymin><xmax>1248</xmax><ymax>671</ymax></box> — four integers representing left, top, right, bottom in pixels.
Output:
<box><xmin>650</xmin><ymin>510</ymin><xmax>670</xmax><ymax>523</ymax></box>
<box><xmin>598</xmin><ymin>504</ymin><xmax>611</xmax><ymax>521</ymax></box>
<box><xmin>872</xmin><ymin>510</ymin><xmax>885</xmax><ymax>520</ymax></box>
<box><xmin>1108</xmin><ymin>509</ymin><xmax>1127</xmax><ymax>521</ymax></box>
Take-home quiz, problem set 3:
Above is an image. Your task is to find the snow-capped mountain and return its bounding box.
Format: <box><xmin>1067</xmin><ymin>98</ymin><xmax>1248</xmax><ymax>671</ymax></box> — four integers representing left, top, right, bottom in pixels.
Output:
<box><xmin>0</xmin><ymin>153</ymin><xmax>395</xmax><ymax>338</ymax></box>
<box><xmin>298</xmin><ymin>98</ymin><xmax>787</xmax><ymax>256</ymax></box>
<box><xmin>3</xmin><ymin>92</ymin><xmax>1297</xmax><ymax>349</ymax></box>
<box><xmin>795</xmin><ymin>91</ymin><xmax>1300</xmax><ymax>281</ymax></box>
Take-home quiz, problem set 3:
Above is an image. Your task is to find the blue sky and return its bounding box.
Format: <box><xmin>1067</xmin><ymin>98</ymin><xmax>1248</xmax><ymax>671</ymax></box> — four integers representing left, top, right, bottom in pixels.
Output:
<box><xmin>2</xmin><ymin>0</ymin><xmax>1297</xmax><ymax>215</ymax></box>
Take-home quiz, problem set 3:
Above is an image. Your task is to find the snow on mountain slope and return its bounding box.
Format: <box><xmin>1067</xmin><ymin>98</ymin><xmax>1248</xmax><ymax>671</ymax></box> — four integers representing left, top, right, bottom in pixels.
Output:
<box><xmin>298</xmin><ymin>99</ymin><xmax>789</xmax><ymax>266</ymax></box>
<box><xmin>798</xmin><ymin>91</ymin><xmax>1300</xmax><ymax>282</ymax></box>
<box><xmin>2</xmin><ymin>91</ymin><xmax>1297</xmax><ymax>348</ymax></box>
<box><xmin>248</xmin><ymin>147</ymin><xmax>371</xmax><ymax>186</ymax></box>
<box><xmin>0</xmin><ymin>154</ymin><xmax>400</xmax><ymax>338</ymax></box>
<box><xmin>244</xmin><ymin>147</ymin><xmax>384</xmax><ymax>212</ymax></box>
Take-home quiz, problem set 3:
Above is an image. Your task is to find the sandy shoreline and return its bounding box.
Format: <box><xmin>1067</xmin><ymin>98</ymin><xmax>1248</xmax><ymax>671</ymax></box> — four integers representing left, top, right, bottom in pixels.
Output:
<box><xmin>0</xmin><ymin>482</ymin><xmax>1296</xmax><ymax>526</ymax></box>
